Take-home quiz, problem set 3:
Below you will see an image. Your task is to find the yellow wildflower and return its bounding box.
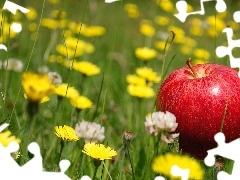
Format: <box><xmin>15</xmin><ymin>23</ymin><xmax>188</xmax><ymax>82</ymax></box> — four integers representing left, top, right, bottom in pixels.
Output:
<box><xmin>55</xmin><ymin>125</ymin><xmax>79</xmax><ymax>141</ymax></box>
<box><xmin>189</xmin><ymin>26</ymin><xmax>203</xmax><ymax>36</ymax></box>
<box><xmin>70</xmin><ymin>96</ymin><xmax>93</xmax><ymax>109</ymax></box>
<box><xmin>54</xmin><ymin>83</ymin><xmax>79</xmax><ymax>99</ymax></box>
<box><xmin>72</xmin><ymin>61</ymin><xmax>100</xmax><ymax>76</ymax></box>
<box><xmin>126</xmin><ymin>74</ymin><xmax>146</xmax><ymax>86</ymax></box>
<box><xmin>193</xmin><ymin>48</ymin><xmax>210</xmax><ymax>60</ymax></box>
<box><xmin>154</xmin><ymin>16</ymin><xmax>169</xmax><ymax>26</ymax></box>
<box><xmin>81</xmin><ymin>26</ymin><xmax>106</xmax><ymax>37</ymax></box>
<box><xmin>168</xmin><ymin>26</ymin><xmax>185</xmax><ymax>43</ymax></box>
<box><xmin>206</xmin><ymin>16</ymin><xmax>225</xmax><ymax>32</ymax></box>
<box><xmin>82</xmin><ymin>142</ymin><xmax>117</xmax><ymax>160</ymax></box>
<box><xmin>135</xmin><ymin>47</ymin><xmax>157</xmax><ymax>61</ymax></box>
<box><xmin>140</xmin><ymin>20</ymin><xmax>155</xmax><ymax>37</ymax></box>
<box><xmin>26</xmin><ymin>7</ymin><xmax>37</xmax><ymax>20</ymax></box>
<box><xmin>22</xmin><ymin>72</ymin><xmax>54</xmax><ymax>103</ymax></box>
<box><xmin>124</xmin><ymin>4</ymin><xmax>139</xmax><ymax>18</ymax></box>
<box><xmin>0</xmin><ymin>130</ymin><xmax>20</xmax><ymax>147</ymax></box>
<box><xmin>136</xmin><ymin>67</ymin><xmax>161</xmax><ymax>83</ymax></box>
<box><xmin>127</xmin><ymin>84</ymin><xmax>155</xmax><ymax>98</ymax></box>
<box><xmin>152</xmin><ymin>153</ymin><xmax>204</xmax><ymax>179</ymax></box>
<box><xmin>155</xmin><ymin>41</ymin><xmax>169</xmax><ymax>51</ymax></box>
<box><xmin>156</xmin><ymin>0</ymin><xmax>174</xmax><ymax>13</ymax></box>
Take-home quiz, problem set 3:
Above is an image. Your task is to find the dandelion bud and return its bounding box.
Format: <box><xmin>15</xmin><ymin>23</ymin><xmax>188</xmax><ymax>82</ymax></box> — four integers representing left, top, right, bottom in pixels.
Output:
<box><xmin>122</xmin><ymin>131</ymin><xmax>133</xmax><ymax>146</ymax></box>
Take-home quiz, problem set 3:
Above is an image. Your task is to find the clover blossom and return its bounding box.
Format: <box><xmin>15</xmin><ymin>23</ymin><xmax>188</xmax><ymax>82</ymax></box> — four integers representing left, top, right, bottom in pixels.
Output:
<box><xmin>145</xmin><ymin>111</ymin><xmax>179</xmax><ymax>143</ymax></box>
<box><xmin>75</xmin><ymin>120</ymin><xmax>105</xmax><ymax>143</ymax></box>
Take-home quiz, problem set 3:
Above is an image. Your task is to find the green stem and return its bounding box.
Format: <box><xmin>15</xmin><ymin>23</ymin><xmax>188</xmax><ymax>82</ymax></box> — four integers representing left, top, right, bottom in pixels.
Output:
<box><xmin>92</xmin><ymin>159</ymin><xmax>102</xmax><ymax>180</ymax></box>
<box><xmin>43</xmin><ymin>30</ymin><xmax>58</xmax><ymax>61</ymax></box>
<box><xmin>155</xmin><ymin>134</ymin><xmax>162</xmax><ymax>156</ymax></box>
<box><xmin>126</xmin><ymin>146</ymin><xmax>135</xmax><ymax>180</ymax></box>
<box><xmin>118</xmin><ymin>148</ymin><xmax>126</xmax><ymax>180</ymax></box>
<box><xmin>69</xmin><ymin>141</ymin><xmax>84</xmax><ymax>178</ymax></box>
<box><xmin>58</xmin><ymin>140</ymin><xmax>65</xmax><ymax>163</ymax></box>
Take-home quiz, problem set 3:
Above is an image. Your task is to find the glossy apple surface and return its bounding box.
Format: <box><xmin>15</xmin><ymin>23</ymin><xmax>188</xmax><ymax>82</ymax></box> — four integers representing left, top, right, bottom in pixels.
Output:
<box><xmin>156</xmin><ymin>63</ymin><xmax>240</xmax><ymax>159</ymax></box>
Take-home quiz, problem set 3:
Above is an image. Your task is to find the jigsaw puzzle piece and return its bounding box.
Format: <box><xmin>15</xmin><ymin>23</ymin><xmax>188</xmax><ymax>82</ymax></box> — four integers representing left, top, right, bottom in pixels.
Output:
<box><xmin>174</xmin><ymin>0</ymin><xmax>227</xmax><ymax>22</ymax></box>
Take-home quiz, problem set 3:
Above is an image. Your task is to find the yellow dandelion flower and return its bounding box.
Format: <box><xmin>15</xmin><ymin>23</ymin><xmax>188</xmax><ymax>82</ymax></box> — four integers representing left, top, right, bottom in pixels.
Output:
<box><xmin>81</xmin><ymin>26</ymin><xmax>106</xmax><ymax>37</ymax></box>
<box><xmin>140</xmin><ymin>21</ymin><xmax>155</xmax><ymax>37</ymax></box>
<box><xmin>24</xmin><ymin>94</ymin><xmax>50</xmax><ymax>104</ymax></box>
<box><xmin>189</xmin><ymin>26</ymin><xmax>203</xmax><ymax>36</ymax></box>
<box><xmin>0</xmin><ymin>131</ymin><xmax>21</xmax><ymax>147</ymax></box>
<box><xmin>154</xmin><ymin>16</ymin><xmax>169</xmax><ymax>26</ymax></box>
<box><xmin>154</xmin><ymin>41</ymin><xmax>170</xmax><ymax>51</ymax></box>
<box><xmin>55</xmin><ymin>125</ymin><xmax>79</xmax><ymax>141</ymax></box>
<box><xmin>22</xmin><ymin>72</ymin><xmax>54</xmax><ymax>103</ymax></box>
<box><xmin>54</xmin><ymin>83</ymin><xmax>79</xmax><ymax>99</ymax></box>
<box><xmin>168</xmin><ymin>26</ymin><xmax>185</xmax><ymax>43</ymax></box>
<box><xmin>136</xmin><ymin>67</ymin><xmax>161</xmax><ymax>83</ymax></box>
<box><xmin>51</xmin><ymin>10</ymin><xmax>66</xmax><ymax>20</ymax></box>
<box><xmin>82</xmin><ymin>142</ymin><xmax>117</xmax><ymax>160</ymax></box>
<box><xmin>70</xmin><ymin>95</ymin><xmax>93</xmax><ymax>109</ymax></box>
<box><xmin>126</xmin><ymin>74</ymin><xmax>146</xmax><ymax>86</ymax></box>
<box><xmin>127</xmin><ymin>84</ymin><xmax>155</xmax><ymax>98</ymax></box>
<box><xmin>206</xmin><ymin>16</ymin><xmax>225</xmax><ymax>32</ymax></box>
<box><xmin>40</xmin><ymin>96</ymin><xmax>50</xmax><ymax>103</ymax></box>
<box><xmin>48</xmin><ymin>55</ymin><xmax>64</xmax><ymax>63</ymax></box>
<box><xmin>156</xmin><ymin>0</ymin><xmax>174</xmax><ymax>13</ymax></box>
<box><xmin>56</xmin><ymin>37</ymin><xmax>95</xmax><ymax>58</ymax></box>
<box><xmin>135</xmin><ymin>47</ymin><xmax>157</xmax><ymax>61</ymax></box>
<box><xmin>41</xmin><ymin>18</ymin><xmax>59</xmax><ymax>30</ymax></box>
<box><xmin>193</xmin><ymin>48</ymin><xmax>210</xmax><ymax>60</ymax></box>
<box><xmin>26</xmin><ymin>7</ymin><xmax>37</xmax><ymax>20</ymax></box>
<box><xmin>72</xmin><ymin>61</ymin><xmax>101</xmax><ymax>76</ymax></box>
<box><xmin>152</xmin><ymin>153</ymin><xmax>204</xmax><ymax>179</ymax></box>
<box><xmin>124</xmin><ymin>4</ymin><xmax>139</xmax><ymax>18</ymax></box>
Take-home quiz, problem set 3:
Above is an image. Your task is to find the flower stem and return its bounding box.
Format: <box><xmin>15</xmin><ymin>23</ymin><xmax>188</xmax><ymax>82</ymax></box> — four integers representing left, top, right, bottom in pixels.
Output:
<box><xmin>92</xmin><ymin>161</ymin><xmax>100</xmax><ymax>180</ymax></box>
<box><xmin>118</xmin><ymin>147</ymin><xmax>126</xmax><ymax>180</ymax></box>
<box><xmin>126</xmin><ymin>146</ymin><xmax>135</xmax><ymax>180</ymax></box>
<box><xmin>58</xmin><ymin>140</ymin><xmax>65</xmax><ymax>163</ymax></box>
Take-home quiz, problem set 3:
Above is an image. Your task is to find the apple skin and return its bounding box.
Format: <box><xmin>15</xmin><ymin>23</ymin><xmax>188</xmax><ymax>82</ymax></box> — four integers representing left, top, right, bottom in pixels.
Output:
<box><xmin>156</xmin><ymin>63</ymin><xmax>240</xmax><ymax>159</ymax></box>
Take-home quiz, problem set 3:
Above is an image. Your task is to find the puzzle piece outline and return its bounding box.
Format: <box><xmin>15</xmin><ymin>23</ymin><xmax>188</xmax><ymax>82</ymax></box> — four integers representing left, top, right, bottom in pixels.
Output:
<box><xmin>0</xmin><ymin>123</ymin><xmax>71</xmax><ymax>180</ymax></box>
<box><xmin>174</xmin><ymin>0</ymin><xmax>226</xmax><ymax>22</ymax></box>
<box><xmin>204</xmin><ymin>132</ymin><xmax>240</xmax><ymax>180</ymax></box>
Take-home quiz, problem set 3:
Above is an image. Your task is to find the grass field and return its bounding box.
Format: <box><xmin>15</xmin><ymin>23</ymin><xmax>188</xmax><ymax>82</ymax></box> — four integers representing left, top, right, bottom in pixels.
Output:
<box><xmin>0</xmin><ymin>0</ymin><xmax>240</xmax><ymax>179</ymax></box>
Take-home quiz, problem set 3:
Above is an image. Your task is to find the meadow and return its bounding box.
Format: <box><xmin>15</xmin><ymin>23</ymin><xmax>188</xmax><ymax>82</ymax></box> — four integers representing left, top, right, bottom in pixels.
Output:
<box><xmin>0</xmin><ymin>0</ymin><xmax>240</xmax><ymax>179</ymax></box>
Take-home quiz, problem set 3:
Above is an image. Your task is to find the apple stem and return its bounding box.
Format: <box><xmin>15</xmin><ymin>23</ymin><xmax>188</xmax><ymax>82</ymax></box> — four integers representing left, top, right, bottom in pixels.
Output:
<box><xmin>186</xmin><ymin>58</ymin><xmax>199</xmax><ymax>78</ymax></box>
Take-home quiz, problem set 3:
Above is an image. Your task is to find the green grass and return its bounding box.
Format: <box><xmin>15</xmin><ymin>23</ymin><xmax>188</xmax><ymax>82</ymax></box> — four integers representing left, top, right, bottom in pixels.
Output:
<box><xmin>1</xmin><ymin>0</ymin><xmax>240</xmax><ymax>179</ymax></box>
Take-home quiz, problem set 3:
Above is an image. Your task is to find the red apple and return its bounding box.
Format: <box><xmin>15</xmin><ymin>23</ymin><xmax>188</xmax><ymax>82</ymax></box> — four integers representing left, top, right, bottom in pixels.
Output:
<box><xmin>156</xmin><ymin>59</ymin><xmax>240</xmax><ymax>159</ymax></box>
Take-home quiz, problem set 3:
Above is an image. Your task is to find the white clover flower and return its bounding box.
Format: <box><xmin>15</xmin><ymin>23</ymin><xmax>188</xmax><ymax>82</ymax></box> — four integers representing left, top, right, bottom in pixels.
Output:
<box><xmin>75</xmin><ymin>120</ymin><xmax>105</xmax><ymax>143</ymax></box>
<box><xmin>3</xmin><ymin>58</ymin><xmax>23</xmax><ymax>72</ymax></box>
<box><xmin>145</xmin><ymin>111</ymin><xmax>179</xmax><ymax>143</ymax></box>
<box><xmin>48</xmin><ymin>72</ymin><xmax>62</xmax><ymax>86</ymax></box>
